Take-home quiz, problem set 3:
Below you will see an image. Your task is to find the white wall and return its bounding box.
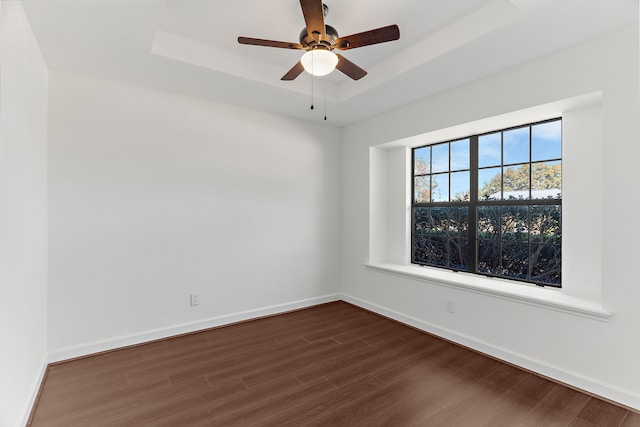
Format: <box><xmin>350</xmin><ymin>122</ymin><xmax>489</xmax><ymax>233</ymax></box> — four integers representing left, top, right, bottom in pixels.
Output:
<box><xmin>342</xmin><ymin>25</ymin><xmax>640</xmax><ymax>409</ymax></box>
<box><xmin>47</xmin><ymin>71</ymin><xmax>343</xmax><ymax>357</ymax></box>
<box><xmin>0</xmin><ymin>1</ymin><xmax>49</xmax><ymax>426</ymax></box>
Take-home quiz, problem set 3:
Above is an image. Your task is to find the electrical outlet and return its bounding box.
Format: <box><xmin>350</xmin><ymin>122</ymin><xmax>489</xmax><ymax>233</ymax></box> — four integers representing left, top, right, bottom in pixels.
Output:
<box><xmin>190</xmin><ymin>292</ymin><xmax>200</xmax><ymax>306</ymax></box>
<box><xmin>446</xmin><ymin>299</ymin><xmax>455</xmax><ymax>314</ymax></box>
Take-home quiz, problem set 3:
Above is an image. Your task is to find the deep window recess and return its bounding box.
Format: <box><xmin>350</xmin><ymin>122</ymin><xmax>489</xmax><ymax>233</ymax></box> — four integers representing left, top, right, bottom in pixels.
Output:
<box><xmin>412</xmin><ymin>118</ymin><xmax>562</xmax><ymax>287</ymax></box>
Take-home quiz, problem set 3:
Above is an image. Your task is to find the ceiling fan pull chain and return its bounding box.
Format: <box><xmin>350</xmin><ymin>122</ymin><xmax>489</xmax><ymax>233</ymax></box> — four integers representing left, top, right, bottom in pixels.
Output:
<box><xmin>310</xmin><ymin>75</ymin><xmax>314</xmax><ymax>110</ymax></box>
<box><xmin>324</xmin><ymin>87</ymin><xmax>327</xmax><ymax>121</ymax></box>
<box><xmin>310</xmin><ymin>54</ymin><xmax>315</xmax><ymax>110</ymax></box>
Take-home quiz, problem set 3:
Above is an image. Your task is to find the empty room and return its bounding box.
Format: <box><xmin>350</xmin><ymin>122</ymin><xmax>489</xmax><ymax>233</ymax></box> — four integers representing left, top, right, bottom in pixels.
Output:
<box><xmin>1</xmin><ymin>0</ymin><xmax>639</xmax><ymax>425</ymax></box>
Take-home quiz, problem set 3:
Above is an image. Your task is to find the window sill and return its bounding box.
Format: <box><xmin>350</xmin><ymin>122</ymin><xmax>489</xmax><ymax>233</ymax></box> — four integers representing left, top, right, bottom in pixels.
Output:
<box><xmin>364</xmin><ymin>262</ymin><xmax>610</xmax><ymax>321</ymax></box>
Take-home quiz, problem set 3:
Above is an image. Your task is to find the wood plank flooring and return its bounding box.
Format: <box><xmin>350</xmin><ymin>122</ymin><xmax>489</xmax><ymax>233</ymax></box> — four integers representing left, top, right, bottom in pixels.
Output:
<box><xmin>29</xmin><ymin>301</ymin><xmax>639</xmax><ymax>426</ymax></box>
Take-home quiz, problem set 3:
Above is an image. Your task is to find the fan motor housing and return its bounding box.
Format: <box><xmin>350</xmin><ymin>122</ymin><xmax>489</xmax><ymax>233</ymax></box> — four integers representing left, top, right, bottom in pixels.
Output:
<box><xmin>299</xmin><ymin>25</ymin><xmax>339</xmax><ymax>49</ymax></box>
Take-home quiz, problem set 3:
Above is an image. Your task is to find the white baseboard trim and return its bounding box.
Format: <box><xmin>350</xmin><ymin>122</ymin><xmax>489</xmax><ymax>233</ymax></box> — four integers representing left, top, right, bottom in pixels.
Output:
<box><xmin>341</xmin><ymin>293</ymin><xmax>640</xmax><ymax>412</ymax></box>
<box><xmin>21</xmin><ymin>356</ymin><xmax>48</xmax><ymax>427</ymax></box>
<box><xmin>48</xmin><ymin>294</ymin><xmax>340</xmax><ymax>363</ymax></box>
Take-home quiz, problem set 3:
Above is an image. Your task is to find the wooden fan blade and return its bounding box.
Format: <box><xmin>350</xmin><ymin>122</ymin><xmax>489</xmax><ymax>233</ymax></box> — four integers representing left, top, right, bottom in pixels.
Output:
<box><xmin>238</xmin><ymin>37</ymin><xmax>304</xmax><ymax>50</ymax></box>
<box><xmin>281</xmin><ymin>61</ymin><xmax>305</xmax><ymax>81</ymax></box>
<box><xmin>335</xmin><ymin>54</ymin><xmax>367</xmax><ymax>80</ymax></box>
<box><xmin>335</xmin><ymin>25</ymin><xmax>400</xmax><ymax>50</ymax></box>
<box><xmin>300</xmin><ymin>0</ymin><xmax>325</xmax><ymax>41</ymax></box>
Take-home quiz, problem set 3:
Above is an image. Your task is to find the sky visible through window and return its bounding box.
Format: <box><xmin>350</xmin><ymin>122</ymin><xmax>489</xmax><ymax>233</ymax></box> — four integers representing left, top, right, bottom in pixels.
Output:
<box><xmin>414</xmin><ymin>120</ymin><xmax>561</xmax><ymax>202</ymax></box>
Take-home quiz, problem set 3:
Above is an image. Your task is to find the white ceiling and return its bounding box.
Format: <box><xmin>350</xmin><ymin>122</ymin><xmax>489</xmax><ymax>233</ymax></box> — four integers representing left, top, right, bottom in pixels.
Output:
<box><xmin>20</xmin><ymin>0</ymin><xmax>639</xmax><ymax>126</ymax></box>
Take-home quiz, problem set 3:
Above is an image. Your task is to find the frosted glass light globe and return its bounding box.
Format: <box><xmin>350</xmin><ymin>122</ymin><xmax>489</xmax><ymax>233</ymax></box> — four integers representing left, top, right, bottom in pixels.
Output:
<box><xmin>301</xmin><ymin>49</ymin><xmax>338</xmax><ymax>76</ymax></box>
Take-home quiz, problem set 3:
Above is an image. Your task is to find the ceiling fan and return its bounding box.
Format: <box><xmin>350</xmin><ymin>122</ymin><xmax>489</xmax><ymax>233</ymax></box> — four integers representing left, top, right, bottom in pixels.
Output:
<box><xmin>238</xmin><ymin>0</ymin><xmax>400</xmax><ymax>81</ymax></box>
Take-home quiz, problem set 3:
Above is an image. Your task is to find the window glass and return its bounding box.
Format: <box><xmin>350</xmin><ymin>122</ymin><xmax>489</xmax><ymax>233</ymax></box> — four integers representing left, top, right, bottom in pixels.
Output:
<box><xmin>450</xmin><ymin>171</ymin><xmax>470</xmax><ymax>202</ymax></box>
<box><xmin>449</xmin><ymin>239</ymin><xmax>469</xmax><ymax>271</ymax></box>
<box><xmin>530</xmin><ymin>205</ymin><xmax>561</xmax><ymax>245</ymax></box>
<box><xmin>478</xmin><ymin>167</ymin><xmax>502</xmax><ymax>200</ymax></box>
<box><xmin>503</xmin><ymin>165</ymin><xmax>530</xmax><ymax>199</ymax></box>
<box><xmin>532</xmin><ymin>121</ymin><xmax>561</xmax><ymax>162</ymax></box>
<box><xmin>414</xmin><ymin>176</ymin><xmax>431</xmax><ymax>203</ymax></box>
<box><xmin>431</xmin><ymin>173</ymin><xmax>449</xmax><ymax>202</ymax></box>
<box><xmin>478</xmin><ymin>133</ymin><xmax>501</xmax><ymax>168</ymax></box>
<box><xmin>412</xmin><ymin>118</ymin><xmax>562</xmax><ymax>287</ymax></box>
<box><xmin>414</xmin><ymin>147</ymin><xmax>431</xmax><ymax>175</ymax></box>
<box><xmin>449</xmin><ymin>206</ymin><xmax>469</xmax><ymax>237</ymax></box>
<box><xmin>450</xmin><ymin>139</ymin><xmax>470</xmax><ymax>170</ymax></box>
<box><xmin>531</xmin><ymin>161</ymin><xmax>561</xmax><ymax>196</ymax></box>
<box><xmin>477</xmin><ymin>241</ymin><xmax>500</xmax><ymax>275</ymax></box>
<box><xmin>502</xmin><ymin>243</ymin><xmax>529</xmax><ymax>279</ymax></box>
<box><xmin>501</xmin><ymin>206</ymin><xmax>529</xmax><ymax>242</ymax></box>
<box><xmin>431</xmin><ymin>143</ymin><xmax>449</xmax><ymax>173</ymax></box>
<box><xmin>530</xmin><ymin>245</ymin><xmax>561</xmax><ymax>284</ymax></box>
<box><xmin>478</xmin><ymin>206</ymin><xmax>500</xmax><ymax>240</ymax></box>
<box><xmin>503</xmin><ymin>127</ymin><xmax>530</xmax><ymax>165</ymax></box>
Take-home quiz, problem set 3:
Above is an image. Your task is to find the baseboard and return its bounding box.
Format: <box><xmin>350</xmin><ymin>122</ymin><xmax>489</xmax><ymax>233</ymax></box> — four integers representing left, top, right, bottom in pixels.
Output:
<box><xmin>22</xmin><ymin>356</ymin><xmax>48</xmax><ymax>427</ymax></box>
<box><xmin>48</xmin><ymin>294</ymin><xmax>341</xmax><ymax>363</ymax></box>
<box><xmin>341</xmin><ymin>293</ymin><xmax>640</xmax><ymax>412</ymax></box>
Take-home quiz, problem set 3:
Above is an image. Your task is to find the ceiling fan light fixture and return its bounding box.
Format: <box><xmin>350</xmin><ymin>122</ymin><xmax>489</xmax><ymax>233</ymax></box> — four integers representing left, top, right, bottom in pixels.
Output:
<box><xmin>301</xmin><ymin>49</ymin><xmax>338</xmax><ymax>76</ymax></box>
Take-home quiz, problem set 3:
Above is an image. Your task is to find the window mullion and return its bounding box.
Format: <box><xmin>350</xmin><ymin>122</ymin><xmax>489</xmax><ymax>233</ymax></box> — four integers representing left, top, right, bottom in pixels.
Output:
<box><xmin>469</xmin><ymin>136</ymin><xmax>479</xmax><ymax>273</ymax></box>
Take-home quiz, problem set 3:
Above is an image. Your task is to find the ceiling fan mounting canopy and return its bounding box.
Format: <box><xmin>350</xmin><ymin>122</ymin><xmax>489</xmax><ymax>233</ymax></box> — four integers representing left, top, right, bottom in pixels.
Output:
<box><xmin>237</xmin><ymin>0</ymin><xmax>400</xmax><ymax>81</ymax></box>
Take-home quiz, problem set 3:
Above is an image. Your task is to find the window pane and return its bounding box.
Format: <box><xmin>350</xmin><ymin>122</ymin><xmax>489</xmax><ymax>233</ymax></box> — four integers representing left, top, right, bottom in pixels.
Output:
<box><xmin>501</xmin><ymin>206</ymin><xmax>529</xmax><ymax>242</ymax></box>
<box><xmin>477</xmin><ymin>206</ymin><xmax>500</xmax><ymax>240</ymax></box>
<box><xmin>431</xmin><ymin>143</ymin><xmax>449</xmax><ymax>173</ymax></box>
<box><xmin>530</xmin><ymin>245</ymin><xmax>561</xmax><ymax>286</ymax></box>
<box><xmin>449</xmin><ymin>238</ymin><xmax>469</xmax><ymax>270</ymax></box>
<box><xmin>503</xmin><ymin>165</ymin><xmax>530</xmax><ymax>199</ymax></box>
<box><xmin>532</xmin><ymin>121</ymin><xmax>561</xmax><ymax>162</ymax></box>
<box><xmin>501</xmin><ymin>243</ymin><xmax>529</xmax><ymax>280</ymax></box>
<box><xmin>412</xmin><ymin>235</ymin><xmax>430</xmax><ymax>264</ymax></box>
<box><xmin>414</xmin><ymin>176</ymin><xmax>431</xmax><ymax>203</ymax></box>
<box><xmin>429</xmin><ymin>207</ymin><xmax>448</xmax><ymax>235</ymax></box>
<box><xmin>530</xmin><ymin>205</ymin><xmax>561</xmax><ymax>245</ymax></box>
<box><xmin>450</xmin><ymin>139</ymin><xmax>470</xmax><ymax>170</ymax></box>
<box><xmin>477</xmin><ymin>240</ymin><xmax>500</xmax><ymax>274</ymax></box>
<box><xmin>449</xmin><ymin>206</ymin><xmax>469</xmax><ymax>237</ymax></box>
<box><xmin>450</xmin><ymin>171</ymin><xmax>470</xmax><ymax>201</ymax></box>
<box><xmin>479</xmin><ymin>132</ymin><xmax>501</xmax><ymax>168</ymax></box>
<box><xmin>414</xmin><ymin>147</ymin><xmax>431</xmax><ymax>175</ymax></box>
<box><xmin>432</xmin><ymin>173</ymin><xmax>449</xmax><ymax>202</ymax></box>
<box><xmin>413</xmin><ymin>207</ymin><xmax>430</xmax><ymax>234</ymax></box>
<box><xmin>427</xmin><ymin>236</ymin><xmax>448</xmax><ymax>266</ymax></box>
<box><xmin>531</xmin><ymin>161</ymin><xmax>561</xmax><ymax>197</ymax></box>
<box><xmin>503</xmin><ymin>127</ymin><xmax>530</xmax><ymax>165</ymax></box>
<box><xmin>478</xmin><ymin>167</ymin><xmax>501</xmax><ymax>200</ymax></box>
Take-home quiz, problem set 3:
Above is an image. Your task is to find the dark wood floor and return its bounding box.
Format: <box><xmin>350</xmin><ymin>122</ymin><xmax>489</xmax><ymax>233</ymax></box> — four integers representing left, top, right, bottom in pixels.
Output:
<box><xmin>29</xmin><ymin>301</ymin><xmax>639</xmax><ymax>427</ymax></box>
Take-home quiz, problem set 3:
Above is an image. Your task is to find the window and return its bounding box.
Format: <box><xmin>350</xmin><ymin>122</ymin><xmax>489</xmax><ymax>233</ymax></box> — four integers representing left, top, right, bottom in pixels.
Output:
<box><xmin>412</xmin><ymin>118</ymin><xmax>562</xmax><ymax>287</ymax></box>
